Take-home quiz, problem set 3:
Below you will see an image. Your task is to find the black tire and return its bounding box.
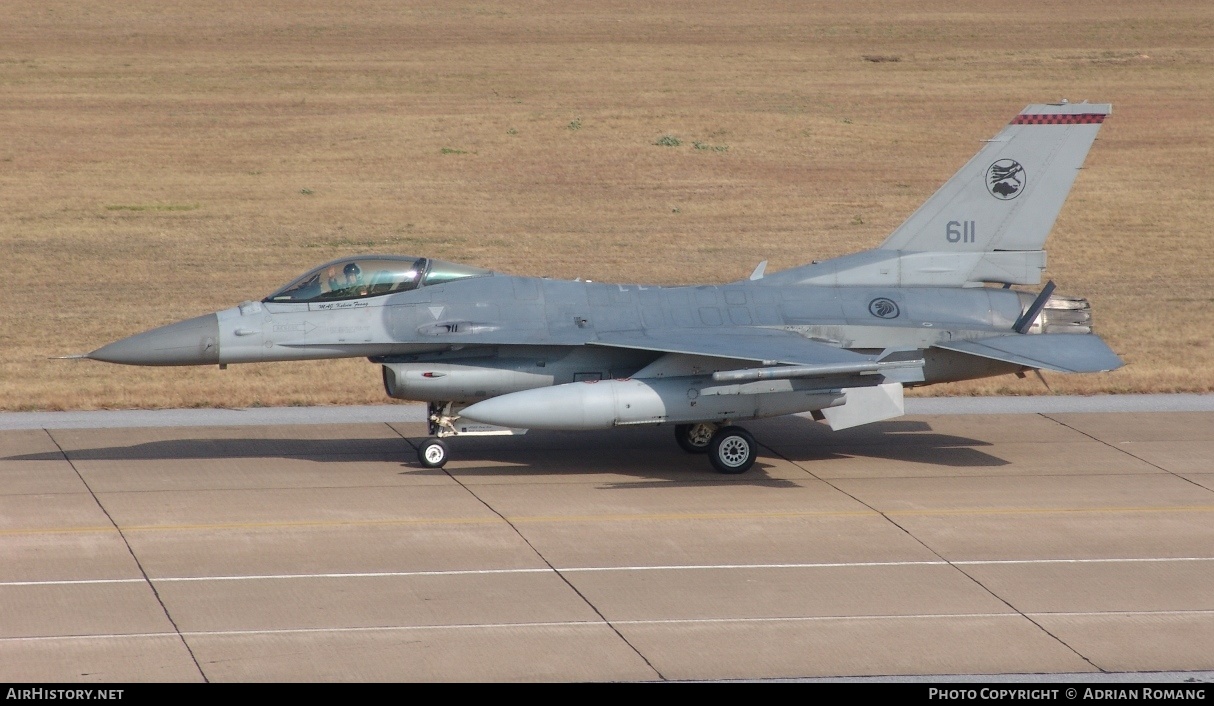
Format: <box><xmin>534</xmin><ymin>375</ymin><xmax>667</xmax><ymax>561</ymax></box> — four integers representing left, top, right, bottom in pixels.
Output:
<box><xmin>675</xmin><ymin>423</ymin><xmax>714</xmax><ymax>454</ymax></box>
<box><xmin>708</xmin><ymin>426</ymin><xmax>757</xmax><ymax>474</ymax></box>
<box><xmin>418</xmin><ymin>439</ymin><xmax>449</xmax><ymax>468</ymax></box>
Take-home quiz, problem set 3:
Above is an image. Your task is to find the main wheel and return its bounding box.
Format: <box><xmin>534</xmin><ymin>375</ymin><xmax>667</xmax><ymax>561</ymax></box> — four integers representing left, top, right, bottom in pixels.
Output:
<box><xmin>708</xmin><ymin>426</ymin><xmax>757</xmax><ymax>474</ymax></box>
<box><xmin>418</xmin><ymin>438</ymin><xmax>449</xmax><ymax>468</ymax></box>
<box><xmin>675</xmin><ymin>423</ymin><xmax>716</xmax><ymax>454</ymax></box>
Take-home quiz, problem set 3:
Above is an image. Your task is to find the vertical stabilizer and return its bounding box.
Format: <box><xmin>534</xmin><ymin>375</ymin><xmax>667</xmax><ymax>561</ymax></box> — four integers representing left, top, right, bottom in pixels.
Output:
<box><xmin>880</xmin><ymin>102</ymin><xmax>1109</xmax><ymax>256</ymax></box>
<box><xmin>759</xmin><ymin>102</ymin><xmax>1110</xmax><ymax>288</ymax></box>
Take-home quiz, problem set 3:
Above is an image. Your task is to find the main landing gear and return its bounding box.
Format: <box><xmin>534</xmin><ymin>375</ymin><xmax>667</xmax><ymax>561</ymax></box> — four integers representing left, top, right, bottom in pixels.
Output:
<box><xmin>674</xmin><ymin>423</ymin><xmax>715</xmax><ymax>454</ymax></box>
<box><xmin>675</xmin><ymin>423</ymin><xmax>758</xmax><ymax>474</ymax></box>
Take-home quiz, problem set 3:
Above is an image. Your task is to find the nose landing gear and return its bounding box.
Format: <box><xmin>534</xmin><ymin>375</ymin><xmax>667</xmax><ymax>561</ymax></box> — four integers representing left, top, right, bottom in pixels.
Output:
<box><xmin>417</xmin><ymin>438</ymin><xmax>449</xmax><ymax>468</ymax></box>
<box><xmin>412</xmin><ymin>401</ymin><xmax>527</xmax><ymax>469</ymax></box>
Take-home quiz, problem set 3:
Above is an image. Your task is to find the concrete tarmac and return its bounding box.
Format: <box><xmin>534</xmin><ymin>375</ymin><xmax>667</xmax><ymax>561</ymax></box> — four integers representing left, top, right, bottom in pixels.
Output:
<box><xmin>1</xmin><ymin>402</ymin><xmax>1212</xmax><ymax>682</ymax></box>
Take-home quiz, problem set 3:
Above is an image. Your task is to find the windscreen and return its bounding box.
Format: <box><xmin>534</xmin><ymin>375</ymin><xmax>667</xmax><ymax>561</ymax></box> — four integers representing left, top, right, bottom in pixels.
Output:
<box><xmin>265</xmin><ymin>257</ymin><xmax>429</xmax><ymax>303</ymax></box>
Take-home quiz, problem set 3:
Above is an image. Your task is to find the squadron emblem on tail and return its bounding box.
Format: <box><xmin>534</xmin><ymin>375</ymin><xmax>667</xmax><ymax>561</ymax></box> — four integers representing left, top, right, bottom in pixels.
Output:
<box><xmin>987</xmin><ymin>159</ymin><xmax>1025</xmax><ymax>200</ymax></box>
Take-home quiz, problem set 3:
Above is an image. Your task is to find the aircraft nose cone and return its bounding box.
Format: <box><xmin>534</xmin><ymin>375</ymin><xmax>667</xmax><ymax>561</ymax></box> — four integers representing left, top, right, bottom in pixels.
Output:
<box><xmin>88</xmin><ymin>313</ymin><xmax>221</xmax><ymax>366</ymax></box>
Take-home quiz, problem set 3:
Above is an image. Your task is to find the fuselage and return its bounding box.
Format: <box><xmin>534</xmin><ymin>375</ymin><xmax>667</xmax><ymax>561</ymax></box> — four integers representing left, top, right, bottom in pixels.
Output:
<box><xmin>233</xmin><ymin>275</ymin><xmax>1028</xmax><ymax>358</ymax></box>
<box><xmin>89</xmin><ymin>263</ymin><xmax>1037</xmax><ymax>396</ymax></box>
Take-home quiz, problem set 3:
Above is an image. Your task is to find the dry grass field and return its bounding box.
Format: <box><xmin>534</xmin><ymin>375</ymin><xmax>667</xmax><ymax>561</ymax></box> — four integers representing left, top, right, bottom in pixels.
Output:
<box><xmin>2</xmin><ymin>0</ymin><xmax>1212</xmax><ymax>410</ymax></box>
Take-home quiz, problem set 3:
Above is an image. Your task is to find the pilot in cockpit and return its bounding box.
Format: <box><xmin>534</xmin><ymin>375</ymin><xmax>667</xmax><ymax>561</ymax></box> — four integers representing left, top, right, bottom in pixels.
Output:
<box><xmin>344</xmin><ymin>262</ymin><xmax>361</xmax><ymax>288</ymax></box>
<box><xmin>324</xmin><ymin>262</ymin><xmax>365</xmax><ymax>295</ymax></box>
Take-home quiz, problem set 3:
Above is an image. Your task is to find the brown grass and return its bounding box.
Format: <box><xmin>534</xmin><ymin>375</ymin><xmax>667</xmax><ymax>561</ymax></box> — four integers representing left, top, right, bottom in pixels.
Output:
<box><xmin>2</xmin><ymin>0</ymin><xmax>1212</xmax><ymax>410</ymax></box>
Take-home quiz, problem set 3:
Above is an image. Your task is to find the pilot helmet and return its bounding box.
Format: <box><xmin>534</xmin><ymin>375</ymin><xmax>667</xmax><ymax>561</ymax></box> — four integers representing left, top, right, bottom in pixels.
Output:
<box><xmin>343</xmin><ymin>262</ymin><xmax>362</xmax><ymax>280</ymax></box>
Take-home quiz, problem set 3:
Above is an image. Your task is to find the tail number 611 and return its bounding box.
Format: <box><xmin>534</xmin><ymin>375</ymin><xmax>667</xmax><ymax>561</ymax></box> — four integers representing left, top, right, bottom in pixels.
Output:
<box><xmin>946</xmin><ymin>220</ymin><xmax>976</xmax><ymax>244</ymax></box>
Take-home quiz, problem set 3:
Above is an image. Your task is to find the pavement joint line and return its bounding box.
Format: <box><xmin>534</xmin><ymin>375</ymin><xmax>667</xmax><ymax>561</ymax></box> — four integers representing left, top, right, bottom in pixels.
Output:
<box><xmin>759</xmin><ymin>433</ymin><xmax>1106</xmax><ymax>672</ymax></box>
<box><xmin>610</xmin><ymin>611</ymin><xmax>1214</xmax><ymax>625</ymax></box>
<box><xmin>6</xmin><ymin>609</ymin><xmax>1214</xmax><ymax>643</ymax></box>
<box><xmin>5</xmin><ymin>504</ymin><xmax>1214</xmax><ymax>538</ymax></box>
<box><xmin>1025</xmin><ymin>610</ymin><xmax>1214</xmax><ymax>618</ymax></box>
<box><xmin>0</xmin><ymin>621</ymin><xmax>604</xmax><ymax>643</ymax></box>
<box><xmin>399</xmin><ymin>415</ymin><xmax>668</xmax><ymax>682</ymax></box>
<box><xmin>8</xmin><ymin>558</ymin><xmax>1213</xmax><ymax>587</ymax></box>
<box><xmin>41</xmin><ymin>429</ymin><xmax>209</xmax><ymax>682</ymax></box>
<box><xmin>1040</xmin><ymin>412</ymin><xmax>1214</xmax><ymax>496</ymax></box>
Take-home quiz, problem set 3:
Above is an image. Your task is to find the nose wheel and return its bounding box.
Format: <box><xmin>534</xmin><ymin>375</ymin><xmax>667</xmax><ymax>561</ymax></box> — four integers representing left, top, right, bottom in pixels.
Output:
<box><xmin>417</xmin><ymin>438</ymin><xmax>449</xmax><ymax>468</ymax></box>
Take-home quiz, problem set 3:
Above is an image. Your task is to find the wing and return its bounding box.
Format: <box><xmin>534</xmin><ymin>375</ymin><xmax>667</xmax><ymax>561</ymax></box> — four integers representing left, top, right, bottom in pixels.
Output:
<box><xmin>591</xmin><ymin>328</ymin><xmax>867</xmax><ymax>367</ymax></box>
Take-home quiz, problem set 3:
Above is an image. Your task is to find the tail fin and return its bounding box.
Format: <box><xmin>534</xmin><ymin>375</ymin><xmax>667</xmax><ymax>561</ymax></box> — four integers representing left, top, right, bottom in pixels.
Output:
<box><xmin>880</xmin><ymin>101</ymin><xmax>1109</xmax><ymax>256</ymax></box>
<box><xmin>763</xmin><ymin>102</ymin><xmax>1110</xmax><ymax>288</ymax></box>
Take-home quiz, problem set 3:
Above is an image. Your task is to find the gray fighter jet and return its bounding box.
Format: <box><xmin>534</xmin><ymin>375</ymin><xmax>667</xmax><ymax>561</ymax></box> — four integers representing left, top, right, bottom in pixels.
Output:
<box><xmin>85</xmin><ymin>101</ymin><xmax>1123</xmax><ymax>473</ymax></box>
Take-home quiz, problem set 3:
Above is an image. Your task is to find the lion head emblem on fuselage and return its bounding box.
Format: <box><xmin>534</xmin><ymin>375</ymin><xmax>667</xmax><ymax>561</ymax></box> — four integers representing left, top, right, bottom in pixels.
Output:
<box><xmin>868</xmin><ymin>297</ymin><xmax>900</xmax><ymax>319</ymax></box>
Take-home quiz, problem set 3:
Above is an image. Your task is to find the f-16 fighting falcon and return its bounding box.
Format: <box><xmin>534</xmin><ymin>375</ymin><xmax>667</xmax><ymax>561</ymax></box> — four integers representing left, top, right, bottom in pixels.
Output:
<box><xmin>83</xmin><ymin>102</ymin><xmax>1123</xmax><ymax>473</ymax></box>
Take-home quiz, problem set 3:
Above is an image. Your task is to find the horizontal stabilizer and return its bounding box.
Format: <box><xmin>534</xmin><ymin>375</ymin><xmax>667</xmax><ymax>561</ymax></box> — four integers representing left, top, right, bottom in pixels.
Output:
<box><xmin>936</xmin><ymin>334</ymin><xmax>1123</xmax><ymax>373</ymax></box>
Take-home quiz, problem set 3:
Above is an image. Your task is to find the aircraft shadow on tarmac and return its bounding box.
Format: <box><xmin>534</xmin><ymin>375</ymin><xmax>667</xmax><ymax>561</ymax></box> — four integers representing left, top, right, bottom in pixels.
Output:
<box><xmin>8</xmin><ymin>417</ymin><xmax>1007</xmax><ymax>482</ymax></box>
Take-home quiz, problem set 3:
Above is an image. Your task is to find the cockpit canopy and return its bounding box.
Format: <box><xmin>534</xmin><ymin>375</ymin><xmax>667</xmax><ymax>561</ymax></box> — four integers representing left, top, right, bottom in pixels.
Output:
<box><xmin>264</xmin><ymin>256</ymin><xmax>493</xmax><ymax>303</ymax></box>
